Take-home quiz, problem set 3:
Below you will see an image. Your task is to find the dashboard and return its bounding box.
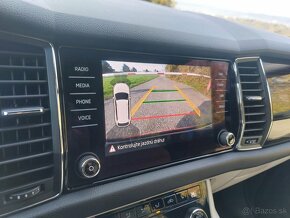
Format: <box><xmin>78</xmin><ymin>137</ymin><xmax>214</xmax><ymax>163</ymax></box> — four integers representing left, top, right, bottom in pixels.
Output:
<box><xmin>0</xmin><ymin>0</ymin><xmax>290</xmax><ymax>217</ymax></box>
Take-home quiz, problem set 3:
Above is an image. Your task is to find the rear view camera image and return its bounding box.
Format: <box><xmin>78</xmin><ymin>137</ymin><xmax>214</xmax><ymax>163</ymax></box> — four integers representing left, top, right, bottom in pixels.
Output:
<box><xmin>102</xmin><ymin>60</ymin><xmax>212</xmax><ymax>153</ymax></box>
<box><xmin>102</xmin><ymin>60</ymin><xmax>212</xmax><ymax>148</ymax></box>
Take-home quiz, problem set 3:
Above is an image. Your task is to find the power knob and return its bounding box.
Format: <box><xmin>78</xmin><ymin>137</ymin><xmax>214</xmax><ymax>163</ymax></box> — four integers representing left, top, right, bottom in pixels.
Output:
<box><xmin>185</xmin><ymin>208</ymin><xmax>208</xmax><ymax>218</ymax></box>
<box><xmin>78</xmin><ymin>155</ymin><xmax>101</xmax><ymax>178</ymax></box>
<box><xmin>218</xmin><ymin>130</ymin><xmax>236</xmax><ymax>147</ymax></box>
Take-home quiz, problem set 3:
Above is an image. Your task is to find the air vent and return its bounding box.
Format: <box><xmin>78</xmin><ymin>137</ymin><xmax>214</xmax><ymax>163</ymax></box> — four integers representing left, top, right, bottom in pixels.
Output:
<box><xmin>235</xmin><ymin>58</ymin><xmax>272</xmax><ymax>150</ymax></box>
<box><xmin>0</xmin><ymin>38</ymin><xmax>61</xmax><ymax>216</ymax></box>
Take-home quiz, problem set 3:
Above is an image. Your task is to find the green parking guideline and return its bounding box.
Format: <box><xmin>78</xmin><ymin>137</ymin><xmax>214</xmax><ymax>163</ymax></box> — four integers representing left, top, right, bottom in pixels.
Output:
<box><xmin>143</xmin><ymin>88</ymin><xmax>185</xmax><ymax>104</ymax></box>
<box><xmin>143</xmin><ymin>99</ymin><xmax>185</xmax><ymax>104</ymax></box>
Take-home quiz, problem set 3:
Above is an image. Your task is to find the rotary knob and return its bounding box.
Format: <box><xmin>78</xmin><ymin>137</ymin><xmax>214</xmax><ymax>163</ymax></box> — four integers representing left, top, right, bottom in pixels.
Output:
<box><xmin>78</xmin><ymin>155</ymin><xmax>101</xmax><ymax>178</ymax></box>
<box><xmin>218</xmin><ymin>131</ymin><xmax>236</xmax><ymax>146</ymax></box>
<box><xmin>185</xmin><ymin>208</ymin><xmax>208</xmax><ymax>218</ymax></box>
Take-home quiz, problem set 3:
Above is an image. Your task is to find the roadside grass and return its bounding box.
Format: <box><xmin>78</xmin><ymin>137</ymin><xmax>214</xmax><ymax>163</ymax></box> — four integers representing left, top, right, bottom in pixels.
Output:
<box><xmin>103</xmin><ymin>75</ymin><xmax>158</xmax><ymax>99</ymax></box>
<box><xmin>268</xmin><ymin>75</ymin><xmax>290</xmax><ymax>114</ymax></box>
<box><xmin>166</xmin><ymin>75</ymin><xmax>211</xmax><ymax>97</ymax></box>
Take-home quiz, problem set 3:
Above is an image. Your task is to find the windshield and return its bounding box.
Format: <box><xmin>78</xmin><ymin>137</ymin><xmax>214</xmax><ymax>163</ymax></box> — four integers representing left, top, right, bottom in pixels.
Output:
<box><xmin>145</xmin><ymin>0</ymin><xmax>290</xmax><ymax>38</ymax></box>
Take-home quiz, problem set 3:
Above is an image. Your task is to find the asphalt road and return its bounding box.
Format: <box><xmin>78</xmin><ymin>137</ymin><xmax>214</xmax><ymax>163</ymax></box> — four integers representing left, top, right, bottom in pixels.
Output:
<box><xmin>104</xmin><ymin>76</ymin><xmax>211</xmax><ymax>141</ymax></box>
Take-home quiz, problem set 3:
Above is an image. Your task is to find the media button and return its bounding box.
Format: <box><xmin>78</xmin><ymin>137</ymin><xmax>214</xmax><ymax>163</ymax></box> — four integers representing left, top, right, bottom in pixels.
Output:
<box><xmin>68</xmin><ymin>78</ymin><xmax>97</xmax><ymax>93</ymax></box>
<box><xmin>163</xmin><ymin>194</ymin><xmax>177</xmax><ymax>207</ymax></box>
<box><xmin>150</xmin><ymin>199</ymin><xmax>164</xmax><ymax>211</ymax></box>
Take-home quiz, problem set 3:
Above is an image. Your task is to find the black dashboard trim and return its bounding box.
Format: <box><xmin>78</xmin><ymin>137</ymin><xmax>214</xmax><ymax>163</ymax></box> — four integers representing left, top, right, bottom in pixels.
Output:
<box><xmin>0</xmin><ymin>1</ymin><xmax>290</xmax><ymax>217</ymax></box>
<box><xmin>9</xmin><ymin>141</ymin><xmax>290</xmax><ymax>218</ymax></box>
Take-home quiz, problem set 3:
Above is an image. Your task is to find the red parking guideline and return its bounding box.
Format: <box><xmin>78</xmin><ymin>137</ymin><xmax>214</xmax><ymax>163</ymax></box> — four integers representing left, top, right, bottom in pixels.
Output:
<box><xmin>132</xmin><ymin>111</ymin><xmax>196</xmax><ymax>121</ymax></box>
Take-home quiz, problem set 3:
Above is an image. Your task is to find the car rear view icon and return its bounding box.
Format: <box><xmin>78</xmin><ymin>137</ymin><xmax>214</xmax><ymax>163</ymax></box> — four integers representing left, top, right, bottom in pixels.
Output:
<box><xmin>113</xmin><ymin>83</ymin><xmax>131</xmax><ymax>127</ymax></box>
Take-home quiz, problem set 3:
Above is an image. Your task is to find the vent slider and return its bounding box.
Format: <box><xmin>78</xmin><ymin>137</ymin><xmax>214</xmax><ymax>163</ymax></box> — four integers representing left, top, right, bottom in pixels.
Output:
<box><xmin>245</xmin><ymin>96</ymin><xmax>263</xmax><ymax>101</ymax></box>
<box><xmin>1</xmin><ymin>106</ymin><xmax>44</xmax><ymax>117</ymax></box>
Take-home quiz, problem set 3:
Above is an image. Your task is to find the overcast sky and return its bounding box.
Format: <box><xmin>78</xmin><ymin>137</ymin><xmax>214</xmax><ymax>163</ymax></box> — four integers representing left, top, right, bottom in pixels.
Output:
<box><xmin>106</xmin><ymin>61</ymin><xmax>166</xmax><ymax>72</ymax></box>
<box><xmin>176</xmin><ymin>0</ymin><xmax>290</xmax><ymax>18</ymax></box>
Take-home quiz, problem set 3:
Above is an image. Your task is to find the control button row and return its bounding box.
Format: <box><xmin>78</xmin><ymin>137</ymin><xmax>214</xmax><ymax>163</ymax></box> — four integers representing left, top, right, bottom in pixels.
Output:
<box><xmin>113</xmin><ymin>185</ymin><xmax>201</xmax><ymax>218</ymax></box>
<box><xmin>67</xmin><ymin>74</ymin><xmax>99</xmax><ymax>129</ymax></box>
<box><xmin>119</xmin><ymin>203</ymin><xmax>151</xmax><ymax>218</ymax></box>
<box><xmin>213</xmin><ymin>89</ymin><xmax>228</xmax><ymax>114</ymax></box>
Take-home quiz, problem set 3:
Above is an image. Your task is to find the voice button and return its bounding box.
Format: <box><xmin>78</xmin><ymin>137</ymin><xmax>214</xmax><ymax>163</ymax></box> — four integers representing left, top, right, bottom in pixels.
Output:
<box><xmin>71</xmin><ymin>109</ymin><xmax>98</xmax><ymax>128</ymax></box>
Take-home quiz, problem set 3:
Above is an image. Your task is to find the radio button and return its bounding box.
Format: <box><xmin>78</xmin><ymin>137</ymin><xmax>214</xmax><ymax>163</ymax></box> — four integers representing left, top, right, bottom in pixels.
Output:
<box><xmin>71</xmin><ymin>109</ymin><xmax>98</xmax><ymax>127</ymax></box>
<box><xmin>73</xmin><ymin>66</ymin><xmax>90</xmax><ymax>74</ymax></box>
<box><xmin>70</xmin><ymin>95</ymin><xmax>97</xmax><ymax>109</ymax></box>
<box><xmin>68</xmin><ymin>62</ymin><xmax>96</xmax><ymax>76</ymax></box>
<box><xmin>68</xmin><ymin>78</ymin><xmax>97</xmax><ymax>93</ymax></box>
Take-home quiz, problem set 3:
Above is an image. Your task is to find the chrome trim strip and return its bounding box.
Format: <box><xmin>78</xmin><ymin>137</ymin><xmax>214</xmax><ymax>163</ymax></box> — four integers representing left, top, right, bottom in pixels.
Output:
<box><xmin>205</xmin><ymin>179</ymin><xmax>218</xmax><ymax>218</ymax></box>
<box><xmin>1</xmin><ymin>107</ymin><xmax>44</xmax><ymax>116</ymax></box>
<box><xmin>245</xmin><ymin>96</ymin><xmax>263</xmax><ymax>101</ymax></box>
<box><xmin>50</xmin><ymin>42</ymin><xmax>64</xmax><ymax>194</ymax></box>
<box><xmin>72</xmin><ymin>123</ymin><xmax>98</xmax><ymax>128</ymax></box>
<box><xmin>259</xmin><ymin>58</ymin><xmax>274</xmax><ymax>143</ymax></box>
<box><xmin>69</xmin><ymin>92</ymin><xmax>97</xmax><ymax>95</ymax></box>
<box><xmin>233</xmin><ymin>60</ymin><xmax>246</xmax><ymax>150</ymax></box>
<box><xmin>0</xmin><ymin>31</ymin><xmax>64</xmax><ymax>217</ymax></box>
<box><xmin>70</xmin><ymin>108</ymin><xmax>98</xmax><ymax>112</ymax></box>
<box><xmin>68</xmin><ymin>76</ymin><xmax>96</xmax><ymax>79</ymax></box>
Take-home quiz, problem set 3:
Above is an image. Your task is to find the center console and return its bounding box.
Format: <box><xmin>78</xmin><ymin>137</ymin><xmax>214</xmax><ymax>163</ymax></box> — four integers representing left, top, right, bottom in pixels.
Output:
<box><xmin>96</xmin><ymin>181</ymin><xmax>209</xmax><ymax>218</ymax></box>
<box><xmin>59</xmin><ymin>48</ymin><xmax>240</xmax><ymax>189</ymax></box>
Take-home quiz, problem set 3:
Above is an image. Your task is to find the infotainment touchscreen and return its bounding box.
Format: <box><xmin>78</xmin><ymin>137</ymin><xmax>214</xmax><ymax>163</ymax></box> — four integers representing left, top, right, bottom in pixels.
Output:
<box><xmin>102</xmin><ymin>60</ymin><xmax>217</xmax><ymax>155</ymax></box>
<box><xmin>61</xmin><ymin>48</ymin><xmax>233</xmax><ymax>188</ymax></box>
